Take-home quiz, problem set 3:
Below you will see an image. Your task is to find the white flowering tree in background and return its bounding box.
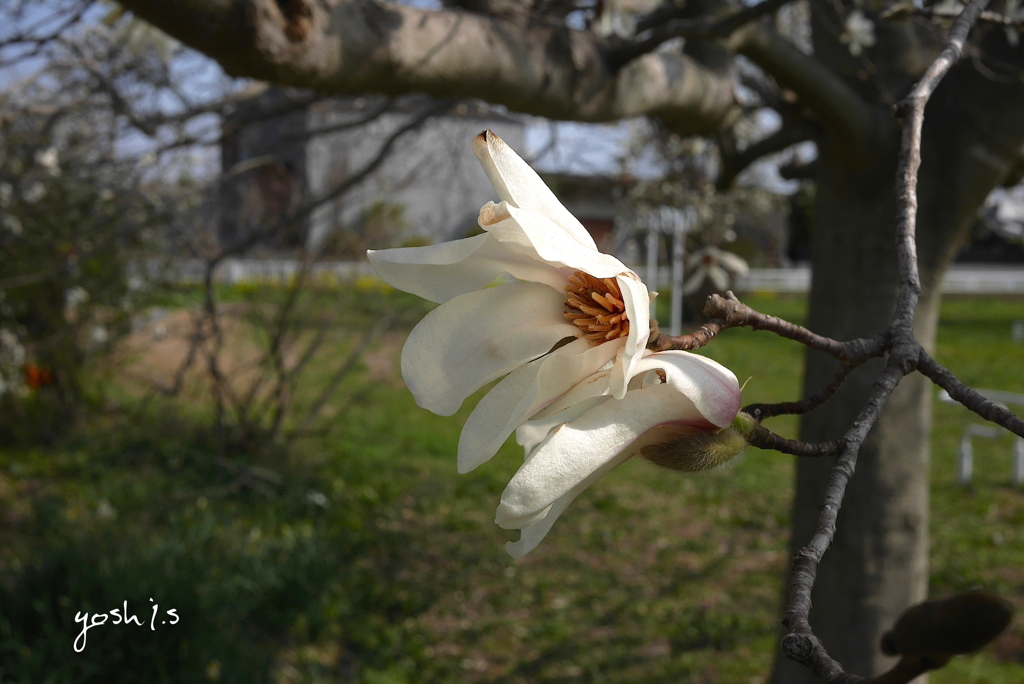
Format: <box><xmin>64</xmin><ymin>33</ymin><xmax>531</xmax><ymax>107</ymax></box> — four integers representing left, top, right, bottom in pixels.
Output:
<box><xmin>6</xmin><ymin>0</ymin><xmax>1024</xmax><ymax>681</ymax></box>
<box><xmin>0</xmin><ymin>55</ymin><xmax>166</xmax><ymax>440</ymax></box>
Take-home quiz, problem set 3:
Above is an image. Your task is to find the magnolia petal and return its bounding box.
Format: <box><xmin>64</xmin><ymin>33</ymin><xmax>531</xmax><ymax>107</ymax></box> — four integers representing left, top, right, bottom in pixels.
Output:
<box><xmin>498</xmin><ymin>353</ymin><xmax>740</xmax><ymax>528</ymax></box>
<box><xmin>496</xmin><ymin>382</ymin><xmax>696</xmax><ymax>529</ymax></box>
<box><xmin>480</xmin><ymin>203</ymin><xmax>625</xmax><ymax>278</ymax></box>
<box><xmin>531</xmin><ymin>366</ymin><xmax>613</xmax><ymax>420</ymax></box>
<box><xmin>714</xmin><ymin>249</ymin><xmax>750</xmax><ymax>276</ymax></box>
<box><xmin>504</xmin><ymin>450</ymin><xmax>631</xmax><ymax>558</ymax></box>
<box><xmin>708</xmin><ymin>264</ymin><xmax>730</xmax><ymax>291</ymax></box>
<box><xmin>472</xmin><ymin>131</ymin><xmax>597</xmax><ymax>250</ymax></box>
<box><xmin>607</xmin><ymin>273</ymin><xmax>652</xmax><ymax>399</ymax></box>
<box><xmin>402</xmin><ymin>283</ymin><xmax>576</xmax><ymax>416</ymax></box>
<box><xmin>458</xmin><ymin>338</ymin><xmax>620</xmax><ymax>473</ymax></box>
<box><xmin>631</xmin><ymin>351</ymin><xmax>741</xmax><ymax>428</ymax></box>
<box><xmin>681</xmin><ymin>268</ymin><xmax>707</xmax><ymax>295</ymax></box>
<box><xmin>368</xmin><ymin>235</ymin><xmax>564</xmax><ymax>303</ymax></box>
<box><xmin>515</xmin><ymin>394</ymin><xmax>613</xmax><ymax>455</ymax></box>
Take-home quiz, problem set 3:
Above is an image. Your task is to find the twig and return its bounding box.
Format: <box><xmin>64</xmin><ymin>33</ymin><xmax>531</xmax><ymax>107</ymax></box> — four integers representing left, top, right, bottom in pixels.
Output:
<box><xmin>212</xmin><ymin>97</ymin><xmax>458</xmax><ymax>264</ymax></box>
<box><xmin>744</xmin><ymin>362</ymin><xmax>857</xmax><ymax>420</ymax></box>
<box><xmin>649</xmin><ymin>292</ymin><xmax>886</xmax><ymax>365</ymax></box>
<box><xmin>621</xmin><ymin>0</ymin><xmax>795</xmax><ymax>69</ymax></box>
<box><xmin>745</xmin><ymin>423</ymin><xmax>845</xmax><ymax>457</ymax></box>
<box><xmin>917</xmin><ymin>351</ymin><xmax>1024</xmax><ymax>437</ymax></box>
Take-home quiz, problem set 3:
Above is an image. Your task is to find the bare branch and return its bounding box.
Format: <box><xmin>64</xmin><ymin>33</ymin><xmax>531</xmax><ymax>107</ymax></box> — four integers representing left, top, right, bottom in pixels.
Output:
<box><xmin>216</xmin><ymin>97</ymin><xmax>458</xmax><ymax>261</ymax></box>
<box><xmin>778</xmin><ymin>1</ymin><xmax>993</xmax><ymax>681</ymax></box>
<box><xmin>716</xmin><ymin>120</ymin><xmax>817</xmax><ymax>190</ymax></box>
<box><xmin>890</xmin><ymin>0</ymin><xmax>992</xmax><ymax>334</ymax></box>
<box><xmin>917</xmin><ymin>351</ymin><xmax>1024</xmax><ymax>438</ymax></box>
<box><xmin>744</xmin><ymin>423</ymin><xmax>845</xmax><ymax>457</ymax></box>
<box><xmin>728</xmin><ymin>24</ymin><xmax>876</xmax><ymax>146</ymax></box>
<box><xmin>744</xmin><ymin>362</ymin><xmax>856</xmax><ymax>420</ymax></box>
<box><xmin>651</xmin><ymin>291</ymin><xmax>885</xmax><ymax>364</ymax></box>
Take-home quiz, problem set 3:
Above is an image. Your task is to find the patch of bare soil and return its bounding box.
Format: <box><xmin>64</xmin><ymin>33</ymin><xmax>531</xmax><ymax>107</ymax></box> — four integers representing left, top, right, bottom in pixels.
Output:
<box><xmin>110</xmin><ymin>305</ymin><xmax>276</xmax><ymax>400</ymax></box>
<box><xmin>361</xmin><ymin>331</ymin><xmax>405</xmax><ymax>384</ymax></box>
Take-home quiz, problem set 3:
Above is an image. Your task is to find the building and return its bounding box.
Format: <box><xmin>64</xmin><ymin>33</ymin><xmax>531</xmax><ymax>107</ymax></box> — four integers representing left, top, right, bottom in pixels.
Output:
<box><xmin>220</xmin><ymin>90</ymin><xmax>525</xmax><ymax>256</ymax></box>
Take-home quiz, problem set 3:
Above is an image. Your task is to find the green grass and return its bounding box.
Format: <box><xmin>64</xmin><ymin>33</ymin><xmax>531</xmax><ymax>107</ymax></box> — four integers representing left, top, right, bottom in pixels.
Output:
<box><xmin>1</xmin><ymin>292</ymin><xmax>1022</xmax><ymax>683</ymax></box>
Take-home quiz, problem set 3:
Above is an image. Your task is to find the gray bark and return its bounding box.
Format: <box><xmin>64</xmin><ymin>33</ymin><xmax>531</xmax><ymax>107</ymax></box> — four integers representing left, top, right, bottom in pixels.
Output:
<box><xmin>120</xmin><ymin>0</ymin><xmax>739</xmax><ymax>134</ymax></box>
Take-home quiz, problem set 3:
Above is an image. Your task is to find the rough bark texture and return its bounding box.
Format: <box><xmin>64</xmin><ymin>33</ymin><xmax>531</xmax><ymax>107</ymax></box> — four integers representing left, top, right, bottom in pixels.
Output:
<box><xmin>120</xmin><ymin>0</ymin><xmax>739</xmax><ymax>133</ymax></box>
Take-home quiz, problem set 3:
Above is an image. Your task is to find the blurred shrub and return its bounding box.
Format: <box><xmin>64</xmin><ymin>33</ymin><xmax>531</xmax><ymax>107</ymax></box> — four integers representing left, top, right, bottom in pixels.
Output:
<box><xmin>0</xmin><ymin>114</ymin><xmax>161</xmax><ymax>443</ymax></box>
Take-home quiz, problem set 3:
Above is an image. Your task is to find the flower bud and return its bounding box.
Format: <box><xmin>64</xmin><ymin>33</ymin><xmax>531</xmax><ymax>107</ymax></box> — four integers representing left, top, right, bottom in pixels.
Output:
<box><xmin>640</xmin><ymin>430</ymin><xmax>734</xmax><ymax>474</ymax></box>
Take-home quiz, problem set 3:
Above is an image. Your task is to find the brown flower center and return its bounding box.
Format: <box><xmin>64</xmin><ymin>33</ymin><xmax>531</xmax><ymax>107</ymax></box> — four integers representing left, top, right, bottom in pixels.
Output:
<box><xmin>564</xmin><ymin>271</ymin><xmax>630</xmax><ymax>345</ymax></box>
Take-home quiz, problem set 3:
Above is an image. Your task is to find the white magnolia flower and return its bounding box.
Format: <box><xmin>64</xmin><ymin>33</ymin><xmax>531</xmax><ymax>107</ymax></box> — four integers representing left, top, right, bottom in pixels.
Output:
<box><xmin>497</xmin><ymin>350</ymin><xmax>743</xmax><ymax>557</ymax></box>
<box><xmin>1</xmin><ymin>214</ymin><xmax>23</xmax><ymax>236</ymax></box>
<box><xmin>22</xmin><ymin>182</ymin><xmax>46</xmax><ymax>204</ymax></box>
<box><xmin>65</xmin><ymin>286</ymin><xmax>90</xmax><ymax>310</ymax></box>
<box><xmin>681</xmin><ymin>247</ymin><xmax>750</xmax><ymax>295</ymax></box>
<box><xmin>368</xmin><ymin>131</ymin><xmax>652</xmax><ymax>474</ymax></box>
<box><xmin>840</xmin><ymin>10</ymin><xmax>876</xmax><ymax>57</ymax></box>
<box><xmin>90</xmin><ymin>324</ymin><xmax>109</xmax><ymax>345</ymax></box>
<box><xmin>35</xmin><ymin>147</ymin><xmax>60</xmax><ymax>176</ymax></box>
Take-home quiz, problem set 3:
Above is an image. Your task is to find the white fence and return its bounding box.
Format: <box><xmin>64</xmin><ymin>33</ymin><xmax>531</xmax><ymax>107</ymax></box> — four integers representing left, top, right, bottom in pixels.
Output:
<box><xmin>162</xmin><ymin>258</ymin><xmax>377</xmax><ymax>284</ymax></box>
<box><xmin>160</xmin><ymin>259</ymin><xmax>1024</xmax><ymax>294</ymax></box>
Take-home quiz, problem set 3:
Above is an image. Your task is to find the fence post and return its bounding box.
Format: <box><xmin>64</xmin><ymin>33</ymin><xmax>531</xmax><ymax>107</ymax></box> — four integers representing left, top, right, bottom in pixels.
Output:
<box><xmin>958</xmin><ymin>432</ymin><xmax>974</xmax><ymax>485</ymax></box>
<box><xmin>1014</xmin><ymin>438</ymin><xmax>1024</xmax><ymax>486</ymax></box>
<box><xmin>645</xmin><ymin>214</ymin><xmax>658</xmax><ymax>323</ymax></box>
<box><xmin>669</xmin><ymin>211</ymin><xmax>685</xmax><ymax>337</ymax></box>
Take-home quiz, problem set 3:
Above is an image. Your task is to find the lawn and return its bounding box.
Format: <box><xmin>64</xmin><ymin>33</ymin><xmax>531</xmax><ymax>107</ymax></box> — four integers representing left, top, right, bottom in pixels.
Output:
<box><xmin>0</xmin><ymin>290</ymin><xmax>1021</xmax><ymax>683</ymax></box>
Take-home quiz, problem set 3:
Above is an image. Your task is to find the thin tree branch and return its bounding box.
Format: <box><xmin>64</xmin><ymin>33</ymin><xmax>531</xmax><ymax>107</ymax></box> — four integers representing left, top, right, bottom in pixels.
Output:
<box><xmin>917</xmin><ymin>351</ymin><xmax>1024</xmax><ymax>438</ymax></box>
<box><xmin>214</xmin><ymin>97</ymin><xmax>458</xmax><ymax>262</ymax></box>
<box><xmin>745</xmin><ymin>423</ymin><xmax>845</xmax><ymax>457</ymax></box>
<box><xmin>716</xmin><ymin>120</ymin><xmax>817</xmax><ymax>189</ymax></box>
<box><xmin>728</xmin><ymin>24</ymin><xmax>876</xmax><ymax>146</ymax></box>
<box><xmin>649</xmin><ymin>291</ymin><xmax>886</xmax><ymax>364</ymax></box>
<box><xmin>744</xmin><ymin>362</ymin><xmax>856</xmax><ymax>420</ymax></box>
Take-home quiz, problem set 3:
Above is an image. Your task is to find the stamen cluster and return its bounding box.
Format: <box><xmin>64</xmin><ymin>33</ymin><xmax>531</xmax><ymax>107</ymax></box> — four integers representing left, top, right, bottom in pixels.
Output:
<box><xmin>564</xmin><ymin>271</ymin><xmax>629</xmax><ymax>344</ymax></box>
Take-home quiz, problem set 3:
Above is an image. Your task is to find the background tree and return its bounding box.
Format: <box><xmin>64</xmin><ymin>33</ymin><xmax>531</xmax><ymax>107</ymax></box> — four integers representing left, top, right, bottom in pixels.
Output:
<box><xmin>25</xmin><ymin>0</ymin><xmax>1024</xmax><ymax>680</ymax></box>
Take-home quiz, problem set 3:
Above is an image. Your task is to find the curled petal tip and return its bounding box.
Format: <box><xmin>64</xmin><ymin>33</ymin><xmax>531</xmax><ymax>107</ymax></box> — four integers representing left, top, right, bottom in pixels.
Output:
<box><xmin>473</xmin><ymin>129</ymin><xmax>499</xmax><ymax>154</ymax></box>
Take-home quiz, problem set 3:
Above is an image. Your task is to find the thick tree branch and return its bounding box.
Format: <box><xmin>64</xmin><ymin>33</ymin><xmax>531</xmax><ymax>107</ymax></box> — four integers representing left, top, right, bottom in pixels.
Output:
<box><xmin>716</xmin><ymin>120</ymin><xmax>817</xmax><ymax>189</ymax></box>
<box><xmin>728</xmin><ymin>24</ymin><xmax>876</xmax><ymax>146</ymax></box>
<box><xmin>118</xmin><ymin>0</ymin><xmax>737</xmax><ymax>135</ymax></box>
